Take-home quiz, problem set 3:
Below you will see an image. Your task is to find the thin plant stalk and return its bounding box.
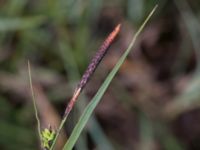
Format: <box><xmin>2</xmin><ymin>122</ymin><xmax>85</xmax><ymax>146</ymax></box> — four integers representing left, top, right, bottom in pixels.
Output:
<box><xmin>50</xmin><ymin>24</ymin><xmax>121</xmax><ymax>150</ymax></box>
<box><xmin>28</xmin><ymin>61</ymin><xmax>42</xmax><ymax>143</ymax></box>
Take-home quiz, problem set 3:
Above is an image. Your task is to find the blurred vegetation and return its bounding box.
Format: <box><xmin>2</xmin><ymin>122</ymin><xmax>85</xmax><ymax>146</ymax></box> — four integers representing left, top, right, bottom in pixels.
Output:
<box><xmin>1</xmin><ymin>0</ymin><xmax>200</xmax><ymax>150</ymax></box>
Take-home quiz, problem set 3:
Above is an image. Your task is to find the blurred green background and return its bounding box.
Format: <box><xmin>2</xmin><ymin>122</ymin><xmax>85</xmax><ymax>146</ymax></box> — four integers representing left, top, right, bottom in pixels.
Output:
<box><xmin>1</xmin><ymin>0</ymin><xmax>200</xmax><ymax>149</ymax></box>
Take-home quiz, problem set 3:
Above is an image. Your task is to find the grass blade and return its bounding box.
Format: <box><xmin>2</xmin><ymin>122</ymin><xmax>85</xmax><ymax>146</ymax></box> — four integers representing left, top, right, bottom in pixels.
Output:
<box><xmin>0</xmin><ymin>16</ymin><xmax>46</xmax><ymax>31</ymax></box>
<box><xmin>62</xmin><ymin>5</ymin><xmax>158</xmax><ymax>150</ymax></box>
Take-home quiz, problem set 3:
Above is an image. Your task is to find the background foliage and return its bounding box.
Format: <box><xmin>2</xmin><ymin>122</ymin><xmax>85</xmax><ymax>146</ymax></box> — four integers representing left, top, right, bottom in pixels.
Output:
<box><xmin>0</xmin><ymin>0</ymin><xmax>200</xmax><ymax>150</ymax></box>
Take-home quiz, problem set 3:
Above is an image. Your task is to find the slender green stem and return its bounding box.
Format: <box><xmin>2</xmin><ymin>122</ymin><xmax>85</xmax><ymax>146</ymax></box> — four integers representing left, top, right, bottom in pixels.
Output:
<box><xmin>49</xmin><ymin>115</ymin><xmax>67</xmax><ymax>150</ymax></box>
<box><xmin>50</xmin><ymin>88</ymin><xmax>81</xmax><ymax>150</ymax></box>
<box><xmin>28</xmin><ymin>61</ymin><xmax>42</xmax><ymax>142</ymax></box>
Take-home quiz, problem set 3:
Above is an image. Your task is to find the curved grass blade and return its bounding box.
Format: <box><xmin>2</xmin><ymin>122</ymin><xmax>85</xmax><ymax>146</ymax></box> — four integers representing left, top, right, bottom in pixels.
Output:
<box><xmin>63</xmin><ymin>5</ymin><xmax>158</xmax><ymax>150</ymax></box>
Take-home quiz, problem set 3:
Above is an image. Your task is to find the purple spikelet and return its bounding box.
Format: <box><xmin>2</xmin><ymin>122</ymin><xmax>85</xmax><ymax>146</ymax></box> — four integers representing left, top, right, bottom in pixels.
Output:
<box><xmin>64</xmin><ymin>24</ymin><xmax>121</xmax><ymax>116</ymax></box>
<box><xmin>77</xmin><ymin>24</ymin><xmax>121</xmax><ymax>91</ymax></box>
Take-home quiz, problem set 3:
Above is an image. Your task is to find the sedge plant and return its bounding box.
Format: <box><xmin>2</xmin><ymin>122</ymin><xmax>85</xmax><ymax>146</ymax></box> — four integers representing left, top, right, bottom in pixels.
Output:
<box><xmin>28</xmin><ymin>5</ymin><xmax>157</xmax><ymax>150</ymax></box>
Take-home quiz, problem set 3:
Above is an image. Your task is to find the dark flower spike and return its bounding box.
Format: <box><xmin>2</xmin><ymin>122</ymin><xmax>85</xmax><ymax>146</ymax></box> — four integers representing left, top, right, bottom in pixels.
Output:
<box><xmin>64</xmin><ymin>24</ymin><xmax>121</xmax><ymax>117</ymax></box>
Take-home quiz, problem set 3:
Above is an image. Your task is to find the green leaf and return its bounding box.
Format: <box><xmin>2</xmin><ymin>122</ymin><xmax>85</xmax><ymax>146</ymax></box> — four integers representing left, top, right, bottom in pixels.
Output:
<box><xmin>0</xmin><ymin>16</ymin><xmax>46</xmax><ymax>31</ymax></box>
<box><xmin>62</xmin><ymin>5</ymin><xmax>158</xmax><ymax>150</ymax></box>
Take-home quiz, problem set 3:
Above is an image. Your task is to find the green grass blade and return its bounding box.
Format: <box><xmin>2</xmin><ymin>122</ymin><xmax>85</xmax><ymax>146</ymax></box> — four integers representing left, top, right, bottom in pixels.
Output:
<box><xmin>0</xmin><ymin>16</ymin><xmax>46</xmax><ymax>31</ymax></box>
<box><xmin>62</xmin><ymin>5</ymin><xmax>158</xmax><ymax>150</ymax></box>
